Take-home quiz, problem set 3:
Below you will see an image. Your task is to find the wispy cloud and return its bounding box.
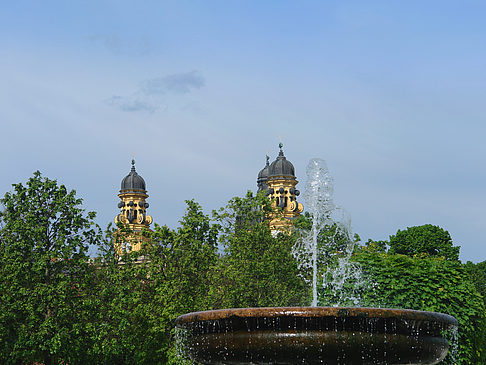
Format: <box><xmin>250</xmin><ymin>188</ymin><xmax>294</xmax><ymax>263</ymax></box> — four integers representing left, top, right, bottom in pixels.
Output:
<box><xmin>141</xmin><ymin>71</ymin><xmax>205</xmax><ymax>95</ymax></box>
<box><xmin>105</xmin><ymin>71</ymin><xmax>205</xmax><ymax>113</ymax></box>
<box><xmin>88</xmin><ymin>33</ymin><xmax>151</xmax><ymax>55</ymax></box>
<box><xmin>106</xmin><ymin>95</ymin><xmax>156</xmax><ymax>113</ymax></box>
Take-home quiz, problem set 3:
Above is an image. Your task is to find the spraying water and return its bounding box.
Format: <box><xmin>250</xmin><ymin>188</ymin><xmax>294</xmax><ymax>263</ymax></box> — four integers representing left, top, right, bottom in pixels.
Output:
<box><xmin>293</xmin><ymin>158</ymin><xmax>366</xmax><ymax>307</ymax></box>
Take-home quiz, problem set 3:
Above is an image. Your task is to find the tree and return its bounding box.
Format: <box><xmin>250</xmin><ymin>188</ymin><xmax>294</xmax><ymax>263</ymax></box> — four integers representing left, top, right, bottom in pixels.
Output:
<box><xmin>465</xmin><ymin>260</ymin><xmax>486</xmax><ymax>306</ymax></box>
<box><xmin>353</xmin><ymin>249</ymin><xmax>486</xmax><ymax>364</ymax></box>
<box><xmin>212</xmin><ymin>191</ymin><xmax>309</xmax><ymax>308</ymax></box>
<box><xmin>388</xmin><ymin>224</ymin><xmax>460</xmax><ymax>261</ymax></box>
<box><xmin>79</xmin><ymin>198</ymin><xmax>220</xmax><ymax>365</ymax></box>
<box><xmin>0</xmin><ymin>171</ymin><xmax>99</xmax><ymax>364</ymax></box>
<box><xmin>73</xmin><ymin>223</ymin><xmax>154</xmax><ymax>364</ymax></box>
<box><xmin>143</xmin><ymin>200</ymin><xmax>220</xmax><ymax>364</ymax></box>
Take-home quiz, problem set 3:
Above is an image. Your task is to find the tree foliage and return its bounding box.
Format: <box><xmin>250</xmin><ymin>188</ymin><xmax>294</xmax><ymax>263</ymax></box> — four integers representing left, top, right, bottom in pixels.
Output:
<box><xmin>465</xmin><ymin>260</ymin><xmax>486</xmax><ymax>307</ymax></box>
<box><xmin>0</xmin><ymin>172</ymin><xmax>99</xmax><ymax>365</ymax></box>
<box><xmin>212</xmin><ymin>191</ymin><xmax>309</xmax><ymax>308</ymax></box>
<box><xmin>388</xmin><ymin>224</ymin><xmax>460</xmax><ymax>261</ymax></box>
<box><xmin>1</xmin><ymin>173</ymin><xmax>484</xmax><ymax>364</ymax></box>
<box><xmin>354</xmin><ymin>248</ymin><xmax>486</xmax><ymax>364</ymax></box>
<box><xmin>81</xmin><ymin>200</ymin><xmax>220</xmax><ymax>364</ymax></box>
<box><xmin>74</xmin><ymin>224</ymin><xmax>154</xmax><ymax>364</ymax></box>
<box><xmin>144</xmin><ymin>199</ymin><xmax>220</xmax><ymax>364</ymax></box>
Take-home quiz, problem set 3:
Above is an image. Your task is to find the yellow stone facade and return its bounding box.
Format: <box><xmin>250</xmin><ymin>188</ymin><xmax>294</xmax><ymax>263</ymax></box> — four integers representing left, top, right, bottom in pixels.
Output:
<box><xmin>266</xmin><ymin>176</ymin><xmax>304</xmax><ymax>231</ymax></box>
<box><xmin>259</xmin><ymin>143</ymin><xmax>304</xmax><ymax>232</ymax></box>
<box><xmin>114</xmin><ymin>160</ymin><xmax>152</xmax><ymax>254</ymax></box>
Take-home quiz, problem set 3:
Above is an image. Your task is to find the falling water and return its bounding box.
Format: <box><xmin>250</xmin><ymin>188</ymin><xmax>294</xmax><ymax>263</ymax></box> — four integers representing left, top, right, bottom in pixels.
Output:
<box><xmin>443</xmin><ymin>326</ymin><xmax>459</xmax><ymax>364</ymax></box>
<box><xmin>293</xmin><ymin>158</ymin><xmax>366</xmax><ymax>307</ymax></box>
<box><xmin>175</xmin><ymin>326</ymin><xmax>191</xmax><ymax>363</ymax></box>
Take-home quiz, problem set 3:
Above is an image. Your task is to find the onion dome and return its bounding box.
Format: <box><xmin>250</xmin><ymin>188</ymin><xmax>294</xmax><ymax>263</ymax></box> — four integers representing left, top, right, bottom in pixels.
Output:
<box><xmin>120</xmin><ymin>159</ymin><xmax>146</xmax><ymax>193</ymax></box>
<box><xmin>257</xmin><ymin>155</ymin><xmax>270</xmax><ymax>192</ymax></box>
<box><xmin>268</xmin><ymin>143</ymin><xmax>295</xmax><ymax>178</ymax></box>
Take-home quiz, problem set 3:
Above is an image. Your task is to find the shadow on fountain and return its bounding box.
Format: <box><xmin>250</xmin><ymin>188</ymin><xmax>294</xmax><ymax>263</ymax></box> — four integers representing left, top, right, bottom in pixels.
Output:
<box><xmin>176</xmin><ymin>307</ymin><xmax>458</xmax><ymax>365</ymax></box>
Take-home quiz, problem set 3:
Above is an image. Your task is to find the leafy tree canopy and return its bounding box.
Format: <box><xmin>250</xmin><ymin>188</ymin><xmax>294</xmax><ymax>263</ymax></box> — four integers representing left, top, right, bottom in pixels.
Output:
<box><xmin>354</xmin><ymin>249</ymin><xmax>485</xmax><ymax>364</ymax></box>
<box><xmin>212</xmin><ymin>191</ymin><xmax>310</xmax><ymax>308</ymax></box>
<box><xmin>0</xmin><ymin>171</ymin><xmax>99</xmax><ymax>365</ymax></box>
<box><xmin>465</xmin><ymin>260</ymin><xmax>486</xmax><ymax>307</ymax></box>
<box><xmin>388</xmin><ymin>224</ymin><xmax>460</xmax><ymax>261</ymax></box>
<box><xmin>84</xmin><ymin>199</ymin><xmax>220</xmax><ymax>364</ymax></box>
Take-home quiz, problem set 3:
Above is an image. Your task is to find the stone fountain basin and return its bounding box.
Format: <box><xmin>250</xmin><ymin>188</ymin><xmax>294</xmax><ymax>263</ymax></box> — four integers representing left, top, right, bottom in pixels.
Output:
<box><xmin>175</xmin><ymin>307</ymin><xmax>458</xmax><ymax>365</ymax></box>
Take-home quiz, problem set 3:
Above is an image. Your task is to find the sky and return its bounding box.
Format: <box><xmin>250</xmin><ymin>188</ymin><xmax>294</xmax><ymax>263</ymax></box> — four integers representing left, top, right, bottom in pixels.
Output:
<box><xmin>0</xmin><ymin>1</ymin><xmax>485</xmax><ymax>262</ymax></box>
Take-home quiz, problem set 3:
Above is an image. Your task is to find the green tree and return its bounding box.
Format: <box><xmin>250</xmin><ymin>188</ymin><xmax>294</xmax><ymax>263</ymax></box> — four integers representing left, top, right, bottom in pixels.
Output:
<box><xmin>354</xmin><ymin>249</ymin><xmax>486</xmax><ymax>364</ymax></box>
<box><xmin>388</xmin><ymin>224</ymin><xmax>460</xmax><ymax>261</ymax></box>
<box><xmin>78</xmin><ymin>224</ymin><xmax>154</xmax><ymax>364</ymax></box>
<box><xmin>464</xmin><ymin>260</ymin><xmax>486</xmax><ymax>358</ymax></box>
<box><xmin>465</xmin><ymin>260</ymin><xmax>486</xmax><ymax>306</ymax></box>
<box><xmin>212</xmin><ymin>191</ymin><xmax>309</xmax><ymax>308</ymax></box>
<box><xmin>144</xmin><ymin>199</ymin><xmax>220</xmax><ymax>364</ymax></box>
<box><xmin>0</xmin><ymin>171</ymin><xmax>99</xmax><ymax>365</ymax></box>
<box><xmin>80</xmin><ymin>199</ymin><xmax>219</xmax><ymax>364</ymax></box>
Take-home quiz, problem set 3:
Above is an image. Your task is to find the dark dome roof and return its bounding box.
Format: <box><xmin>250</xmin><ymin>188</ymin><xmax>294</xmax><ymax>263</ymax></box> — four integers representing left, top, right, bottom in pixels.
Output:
<box><xmin>257</xmin><ymin>156</ymin><xmax>270</xmax><ymax>191</ymax></box>
<box><xmin>121</xmin><ymin>160</ymin><xmax>146</xmax><ymax>192</ymax></box>
<box><xmin>268</xmin><ymin>145</ymin><xmax>295</xmax><ymax>178</ymax></box>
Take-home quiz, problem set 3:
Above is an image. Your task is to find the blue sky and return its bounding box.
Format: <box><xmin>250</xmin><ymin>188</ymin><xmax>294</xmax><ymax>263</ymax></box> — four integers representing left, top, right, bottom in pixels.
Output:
<box><xmin>1</xmin><ymin>1</ymin><xmax>485</xmax><ymax>262</ymax></box>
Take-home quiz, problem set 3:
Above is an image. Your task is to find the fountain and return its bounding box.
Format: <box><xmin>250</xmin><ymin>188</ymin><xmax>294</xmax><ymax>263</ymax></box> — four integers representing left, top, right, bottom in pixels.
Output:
<box><xmin>175</xmin><ymin>159</ymin><xmax>458</xmax><ymax>364</ymax></box>
<box><xmin>176</xmin><ymin>307</ymin><xmax>457</xmax><ymax>364</ymax></box>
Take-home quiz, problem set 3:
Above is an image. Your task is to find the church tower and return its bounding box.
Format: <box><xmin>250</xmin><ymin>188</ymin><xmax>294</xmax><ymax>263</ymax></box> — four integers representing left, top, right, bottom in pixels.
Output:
<box><xmin>114</xmin><ymin>160</ymin><xmax>153</xmax><ymax>253</ymax></box>
<box><xmin>257</xmin><ymin>154</ymin><xmax>270</xmax><ymax>192</ymax></box>
<box><xmin>262</xmin><ymin>143</ymin><xmax>304</xmax><ymax>231</ymax></box>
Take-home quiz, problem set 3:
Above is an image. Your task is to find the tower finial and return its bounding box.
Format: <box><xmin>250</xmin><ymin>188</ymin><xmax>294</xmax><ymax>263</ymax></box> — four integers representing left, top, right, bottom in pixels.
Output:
<box><xmin>131</xmin><ymin>158</ymin><xmax>136</xmax><ymax>172</ymax></box>
<box><xmin>278</xmin><ymin>140</ymin><xmax>284</xmax><ymax>157</ymax></box>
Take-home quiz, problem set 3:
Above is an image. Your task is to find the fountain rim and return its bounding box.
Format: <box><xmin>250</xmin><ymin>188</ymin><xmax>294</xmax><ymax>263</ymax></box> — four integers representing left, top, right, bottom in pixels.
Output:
<box><xmin>175</xmin><ymin>306</ymin><xmax>458</xmax><ymax>328</ymax></box>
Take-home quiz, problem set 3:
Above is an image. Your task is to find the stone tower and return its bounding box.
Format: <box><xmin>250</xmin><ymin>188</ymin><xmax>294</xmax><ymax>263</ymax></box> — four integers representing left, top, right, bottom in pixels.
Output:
<box><xmin>114</xmin><ymin>160</ymin><xmax>153</xmax><ymax>253</ymax></box>
<box><xmin>257</xmin><ymin>154</ymin><xmax>270</xmax><ymax>192</ymax></box>
<box><xmin>263</xmin><ymin>143</ymin><xmax>304</xmax><ymax>231</ymax></box>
